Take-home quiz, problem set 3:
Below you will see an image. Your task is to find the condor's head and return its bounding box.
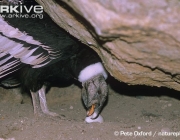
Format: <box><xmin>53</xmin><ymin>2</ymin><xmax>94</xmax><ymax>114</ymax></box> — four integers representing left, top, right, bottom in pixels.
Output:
<box><xmin>78</xmin><ymin>62</ymin><xmax>108</xmax><ymax>119</ymax></box>
<box><xmin>81</xmin><ymin>74</ymin><xmax>108</xmax><ymax>119</ymax></box>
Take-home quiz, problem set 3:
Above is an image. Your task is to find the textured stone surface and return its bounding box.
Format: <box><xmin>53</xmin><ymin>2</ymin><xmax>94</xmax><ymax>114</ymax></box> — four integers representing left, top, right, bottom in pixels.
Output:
<box><xmin>36</xmin><ymin>0</ymin><xmax>180</xmax><ymax>91</ymax></box>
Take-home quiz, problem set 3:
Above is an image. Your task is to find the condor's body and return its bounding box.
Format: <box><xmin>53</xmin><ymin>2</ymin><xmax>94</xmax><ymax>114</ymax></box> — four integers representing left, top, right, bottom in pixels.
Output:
<box><xmin>0</xmin><ymin>12</ymin><xmax>108</xmax><ymax>120</ymax></box>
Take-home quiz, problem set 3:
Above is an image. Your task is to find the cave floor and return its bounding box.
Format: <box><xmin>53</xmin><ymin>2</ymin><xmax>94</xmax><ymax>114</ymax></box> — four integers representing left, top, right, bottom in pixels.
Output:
<box><xmin>0</xmin><ymin>79</ymin><xmax>180</xmax><ymax>140</ymax></box>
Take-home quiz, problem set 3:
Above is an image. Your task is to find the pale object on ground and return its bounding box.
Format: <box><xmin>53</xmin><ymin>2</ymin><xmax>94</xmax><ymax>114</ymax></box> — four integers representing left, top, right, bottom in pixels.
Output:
<box><xmin>85</xmin><ymin>114</ymin><xmax>104</xmax><ymax>123</ymax></box>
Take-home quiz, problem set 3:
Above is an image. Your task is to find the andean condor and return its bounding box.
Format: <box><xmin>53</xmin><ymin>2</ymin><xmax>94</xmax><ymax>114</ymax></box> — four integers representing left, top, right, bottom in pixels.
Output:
<box><xmin>0</xmin><ymin>9</ymin><xmax>108</xmax><ymax>122</ymax></box>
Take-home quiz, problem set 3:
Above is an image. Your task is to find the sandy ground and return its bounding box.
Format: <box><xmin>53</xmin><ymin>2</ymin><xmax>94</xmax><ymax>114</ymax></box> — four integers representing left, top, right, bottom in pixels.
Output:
<box><xmin>0</xmin><ymin>77</ymin><xmax>180</xmax><ymax>140</ymax></box>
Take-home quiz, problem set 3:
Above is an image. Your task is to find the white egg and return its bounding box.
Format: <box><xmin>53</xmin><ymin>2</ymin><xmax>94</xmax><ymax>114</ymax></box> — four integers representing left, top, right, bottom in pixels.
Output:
<box><xmin>85</xmin><ymin>114</ymin><xmax>104</xmax><ymax>123</ymax></box>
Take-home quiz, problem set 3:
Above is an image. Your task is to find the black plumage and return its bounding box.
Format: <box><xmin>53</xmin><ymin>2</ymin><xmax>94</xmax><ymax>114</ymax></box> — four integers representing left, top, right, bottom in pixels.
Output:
<box><xmin>0</xmin><ymin>12</ymin><xmax>108</xmax><ymax>119</ymax></box>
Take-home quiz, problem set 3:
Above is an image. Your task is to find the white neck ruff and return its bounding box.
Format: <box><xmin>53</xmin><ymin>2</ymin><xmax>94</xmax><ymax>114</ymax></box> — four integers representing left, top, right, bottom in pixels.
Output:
<box><xmin>78</xmin><ymin>62</ymin><xmax>108</xmax><ymax>82</ymax></box>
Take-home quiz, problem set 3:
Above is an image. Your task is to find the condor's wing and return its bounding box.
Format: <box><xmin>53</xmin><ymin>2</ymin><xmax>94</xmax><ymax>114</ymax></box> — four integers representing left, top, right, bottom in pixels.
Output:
<box><xmin>0</xmin><ymin>17</ymin><xmax>61</xmax><ymax>78</ymax></box>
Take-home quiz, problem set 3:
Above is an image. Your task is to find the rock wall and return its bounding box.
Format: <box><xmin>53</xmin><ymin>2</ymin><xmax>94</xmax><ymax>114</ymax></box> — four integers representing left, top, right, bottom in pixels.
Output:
<box><xmin>36</xmin><ymin>0</ymin><xmax>180</xmax><ymax>91</ymax></box>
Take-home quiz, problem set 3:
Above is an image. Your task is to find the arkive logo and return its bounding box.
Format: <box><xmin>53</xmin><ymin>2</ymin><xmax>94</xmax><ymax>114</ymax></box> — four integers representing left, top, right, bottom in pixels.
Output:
<box><xmin>0</xmin><ymin>5</ymin><xmax>43</xmax><ymax>14</ymax></box>
<box><xmin>0</xmin><ymin>0</ymin><xmax>43</xmax><ymax>14</ymax></box>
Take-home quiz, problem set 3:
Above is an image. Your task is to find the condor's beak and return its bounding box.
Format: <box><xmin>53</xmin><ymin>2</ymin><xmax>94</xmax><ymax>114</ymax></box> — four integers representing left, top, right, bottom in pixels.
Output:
<box><xmin>81</xmin><ymin>74</ymin><xmax>108</xmax><ymax>119</ymax></box>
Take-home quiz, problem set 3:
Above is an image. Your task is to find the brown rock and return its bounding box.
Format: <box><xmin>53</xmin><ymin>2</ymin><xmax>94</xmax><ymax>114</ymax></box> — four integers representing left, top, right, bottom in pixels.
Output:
<box><xmin>36</xmin><ymin>0</ymin><xmax>180</xmax><ymax>91</ymax></box>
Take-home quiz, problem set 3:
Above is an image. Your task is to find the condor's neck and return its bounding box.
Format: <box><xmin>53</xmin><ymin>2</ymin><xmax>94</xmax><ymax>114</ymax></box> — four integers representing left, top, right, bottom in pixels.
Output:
<box><xmin>77</xmin><ymin>62</ymin><xmax>108</xmax><ymax>83</ymax></box>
